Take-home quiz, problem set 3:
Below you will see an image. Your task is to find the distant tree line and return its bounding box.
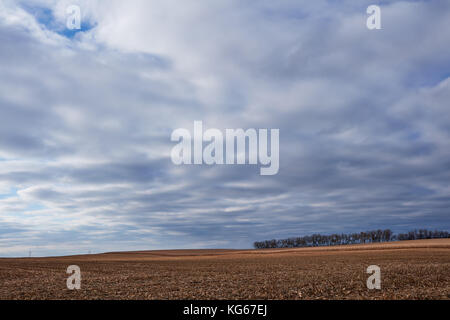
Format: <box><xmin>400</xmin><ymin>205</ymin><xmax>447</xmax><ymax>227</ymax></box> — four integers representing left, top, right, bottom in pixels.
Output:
<box><xmin>253</xmin><ymin>229</ymin><xmax>450</xmax><ymax>249</ymax></box>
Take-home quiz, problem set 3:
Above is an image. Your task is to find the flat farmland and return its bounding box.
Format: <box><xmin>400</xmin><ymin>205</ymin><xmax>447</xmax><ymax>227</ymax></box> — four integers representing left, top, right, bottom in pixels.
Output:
<box><xmin>0</xmin><ymin>239</ymin><xmax>449</xmax><ymax>300</ymax></box>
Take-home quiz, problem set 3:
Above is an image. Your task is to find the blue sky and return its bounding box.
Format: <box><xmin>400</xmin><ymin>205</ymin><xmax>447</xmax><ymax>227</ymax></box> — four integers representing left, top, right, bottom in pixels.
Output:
<box><xmin>0</xmin><ymin>0</ymin><xmax>449</xmax><ymax>257</ymax></box>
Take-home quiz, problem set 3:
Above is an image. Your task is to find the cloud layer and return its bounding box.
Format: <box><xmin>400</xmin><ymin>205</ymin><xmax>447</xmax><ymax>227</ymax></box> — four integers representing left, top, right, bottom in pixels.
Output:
<box><xmin>0</xmin><ymin>0</ymin><xmax>449</xmax><ymax>256</ymax></box>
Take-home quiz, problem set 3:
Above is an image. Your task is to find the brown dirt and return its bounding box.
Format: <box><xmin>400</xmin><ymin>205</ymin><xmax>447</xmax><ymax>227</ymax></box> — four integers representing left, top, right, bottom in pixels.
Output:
<box><xmin>0</xmin><ymin>239</ymin><xmax>449</xmax><ymax>300</ymax></box>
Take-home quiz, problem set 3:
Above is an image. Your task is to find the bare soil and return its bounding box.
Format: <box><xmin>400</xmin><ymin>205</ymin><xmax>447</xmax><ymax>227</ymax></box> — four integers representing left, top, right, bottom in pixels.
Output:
<box><xmin>0</xmin><ymin>239</ymin><xmax>449</xmax><ymax>300</ymax></box>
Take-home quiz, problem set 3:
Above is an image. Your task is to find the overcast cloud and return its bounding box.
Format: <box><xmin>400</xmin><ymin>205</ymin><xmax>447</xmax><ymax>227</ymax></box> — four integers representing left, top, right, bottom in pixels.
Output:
<box><xmin>0</xmin><ymin>0</ymin><xmax>449</xmax><ymax>256</ymax></box>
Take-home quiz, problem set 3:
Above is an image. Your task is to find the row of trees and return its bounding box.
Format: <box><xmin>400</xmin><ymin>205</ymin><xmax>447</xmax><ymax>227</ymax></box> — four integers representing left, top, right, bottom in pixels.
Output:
<box><xmin>396</xmin><ymin>229</ymin><xmax>449</xmax><ymax>241</ymax></box>
<box><xmin>253</xmin><ymin>229</ymin><xmax>449</xmax><ymax>249</ymax></box>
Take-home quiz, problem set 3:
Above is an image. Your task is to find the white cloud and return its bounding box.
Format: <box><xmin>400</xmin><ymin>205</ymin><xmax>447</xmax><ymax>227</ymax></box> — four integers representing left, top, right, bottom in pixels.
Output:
<box><xmin>0</xmin><ymin>0</ymin><xmax>449</xmax><ymax>256</ymax></box>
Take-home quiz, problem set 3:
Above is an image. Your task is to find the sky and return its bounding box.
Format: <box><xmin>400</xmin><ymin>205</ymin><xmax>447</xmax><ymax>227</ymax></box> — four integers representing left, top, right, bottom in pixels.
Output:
<box><xmin>0</xmin><ymin>0</ymin><xmax>449</xmax><ymax>257</ymax></box>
